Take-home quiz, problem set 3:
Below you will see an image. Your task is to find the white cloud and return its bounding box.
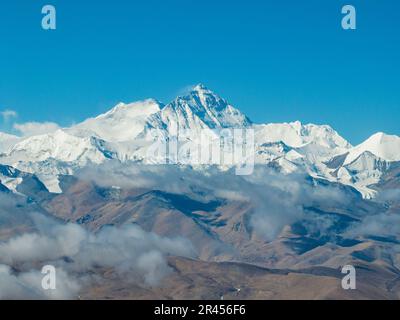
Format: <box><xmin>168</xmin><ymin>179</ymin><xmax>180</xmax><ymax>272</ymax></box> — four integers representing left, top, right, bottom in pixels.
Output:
<box><xmin>77</xmin><ymin>163</ymin><xmax>332</xmax><ymax>241</ymax></box>
<box><xmin>13</xmin><ymin>122</ymin><xmax>60</xmax><ymax>137</ymax></box>
<box><xmin>1</xmin><ymin>110</ymin><xmax>18</xmax><ymax>122</ymax></box>
<box><xmin>346</xmin><ymin>212</ymin><xmax>400</xmax><ymax>238</ymax></box>
<box><xmin>0</xmin><ymin>264</ymin><xmax>81</xmax><ymax>300</ymax></box>
<box><xmin>0</xmin><ymin>212</ymin><xmax>195</xmax><ymax>299</ymax></box>
<box><xmin>176</xmin><ymin>84</ymin><xmax>199</xmax><ymax>97</ymax></box>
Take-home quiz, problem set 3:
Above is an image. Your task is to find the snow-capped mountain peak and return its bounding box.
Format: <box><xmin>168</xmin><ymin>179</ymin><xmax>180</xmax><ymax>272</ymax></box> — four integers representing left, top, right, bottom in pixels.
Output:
<box><xmin>97</xmin><ymin>99</ymin><xmax>162</xmax><ymax>120</ymax></box>
<box><xmin>191</xmin><ymin>83</ymin><xmax>213</xmax><ymax>95</ymax></box>
<box><xmin>343</xmin><ymin>132</ymin><xmax>400</xmax><ymax>165</ymax></box>
<box><xmin>253</xmin><ymin>121</ymin><xmax>351</xmax><ymax>152</ymax></box>
<box><xmin>70</xmin><ymin>99</ymin><xmax>163</xmax><ymax>142</ymax></box>
<box><xmin>161</xmin><ymin>84</ymin><xmax>252</xmax><ymax>130</ymax></box>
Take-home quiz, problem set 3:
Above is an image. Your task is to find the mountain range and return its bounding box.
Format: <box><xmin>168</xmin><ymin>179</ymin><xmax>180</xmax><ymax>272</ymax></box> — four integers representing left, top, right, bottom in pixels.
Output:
<box><xmin>0</xmin><ymin>84</ymin><xmax>399</xmax><ymax>300</ymax></box>
<box><xmin>1</xmin><ymin>84</ymin><xmax>399</xmax><ymax>199</ymax></box>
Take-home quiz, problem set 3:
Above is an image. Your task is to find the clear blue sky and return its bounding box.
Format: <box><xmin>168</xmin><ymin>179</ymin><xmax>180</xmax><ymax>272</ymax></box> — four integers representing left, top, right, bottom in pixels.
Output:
<box><xmin>0</xmin><ymin>0</ymin><xmax>399</xmax><ymax>144</ymax></box>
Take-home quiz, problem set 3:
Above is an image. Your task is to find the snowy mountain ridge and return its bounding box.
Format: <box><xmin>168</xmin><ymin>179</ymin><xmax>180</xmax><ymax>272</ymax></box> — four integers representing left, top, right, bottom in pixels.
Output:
<box><xmin>0</xmin><ymin>84</ymin><xmax>398</xmax><ymax>198</ymax></box>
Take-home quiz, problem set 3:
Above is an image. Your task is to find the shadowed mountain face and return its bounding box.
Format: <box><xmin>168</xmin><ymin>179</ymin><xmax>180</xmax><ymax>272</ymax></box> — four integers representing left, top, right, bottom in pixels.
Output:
<box><xmin>373</xmin><ymin>162</ymin><xmax>400</xmax><ymax>193</ymax></box>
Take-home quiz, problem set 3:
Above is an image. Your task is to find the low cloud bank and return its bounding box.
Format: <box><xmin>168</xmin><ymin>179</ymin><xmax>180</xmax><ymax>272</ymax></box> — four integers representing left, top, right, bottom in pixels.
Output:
<box><xmin>1</xmin><ymin>162</ymin><xmax>398</xmax><ymax>299</ymax></box>
<box><xmin>0</xmin><ymin>265</ymin><xmax>80</xmax><ymax>300</ymax></box>
<box><xmin>80</xmin><ymin>161</ymin><xmax>400</xmax><ymax>243</ymax></box>
<box><xmin>346</xmin><ymin>212</ymin><xmax>400</xmax><ymax>238</ymax></box>
<box><xmin>78</xmin><ymin>162</ymin><xmax>354</xmax><ymax>241</ymax></box>
<box><xmin>0</xmin><ymin>212</ymin><xmax>195</xmax><ymax>299</ymax></box>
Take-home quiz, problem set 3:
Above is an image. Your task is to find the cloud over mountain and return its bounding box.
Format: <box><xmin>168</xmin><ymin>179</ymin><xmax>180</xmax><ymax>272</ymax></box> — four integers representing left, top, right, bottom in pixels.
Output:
<box><xmin>0</xmin><ymin>209</ymin><xmax>195</xmax><ymax>299</ymax></box>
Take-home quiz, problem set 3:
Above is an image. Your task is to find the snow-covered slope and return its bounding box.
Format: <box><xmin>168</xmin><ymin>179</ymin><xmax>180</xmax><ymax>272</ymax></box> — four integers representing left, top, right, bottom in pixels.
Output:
<box><xmin>335</xmin><ymin>152</ymin><xmax>391</xmax><ymax>198</ymax></box>
<box><xmin>343</xmin><ymin>132</ymin><xmax>400</xmax><ymax>165</ymax></box>
<box><xmin>6</xmin><ymin>129</ymin><xmax>112</xmax><ymax>164</ymax></box>
<box><xmin>0</xmin><ymin>132</ymin><xmax>20</xmax><ymax>153</ymax></box>
<box><xmin>0</xmin><ymin>130</ymin><xmax>119</xmax><ymax>192</ymax></box>
<box><xmin>326</xmin><ymin>132</ymin><xmax>400</xmax><ymax>198</ymax></box>
<box><xmin>251</xmin><ymin>121</ymin><xmax>352</xmax><ymax>178</ymax></box>
<box><xmin>69</xmin><ymin>99</ymin><xmax>163</xmax><ymax>142</ymax></box>
<box><xmin>254</xmin><ymin>121</ymin><xmax>351</xmax><ymax>151</ymax></box>
<box><xmin>253</xmin><ymin>121</ymin><xmax>351</xmax><ymax>167</ymax></box>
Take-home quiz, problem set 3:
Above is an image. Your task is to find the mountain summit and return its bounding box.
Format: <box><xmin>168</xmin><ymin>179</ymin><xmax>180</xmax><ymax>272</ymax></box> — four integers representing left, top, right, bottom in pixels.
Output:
<box><xmin>145</xmin><ymin>84</ymin><xmax>252</xmax><ymax>137</ymax></box>
<box><xmin>343</xmin><ymin>132</ymin><xmax>400</xmax><ymax>165</ymax></box>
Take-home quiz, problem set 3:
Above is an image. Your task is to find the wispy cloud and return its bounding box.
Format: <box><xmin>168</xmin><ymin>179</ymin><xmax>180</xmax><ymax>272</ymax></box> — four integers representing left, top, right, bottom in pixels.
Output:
<box><xmin>13</xmin><ymin>122</ymin><xmax>60</xmax><ymax>137</ymax></box>
<box><xmin>0</xmin><ymin>110</ymin><xmax>18</xmax><ymax>122</ymax></box>
<box><xmin>176</xmin><ymin>84</ymin><xmax>198</xmax><ymax>97</ymax></box>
